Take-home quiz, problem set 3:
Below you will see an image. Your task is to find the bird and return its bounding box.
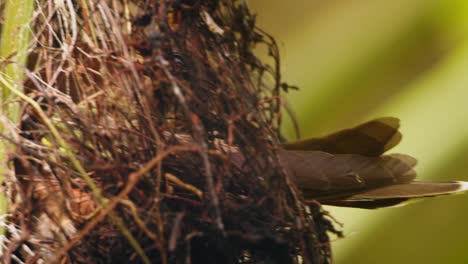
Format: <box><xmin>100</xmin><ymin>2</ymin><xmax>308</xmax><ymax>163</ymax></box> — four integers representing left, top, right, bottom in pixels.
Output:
<box><xmin>279</xmin><ymin>117</ymin><xmax>468</xmax><ymax>208</ymax></box>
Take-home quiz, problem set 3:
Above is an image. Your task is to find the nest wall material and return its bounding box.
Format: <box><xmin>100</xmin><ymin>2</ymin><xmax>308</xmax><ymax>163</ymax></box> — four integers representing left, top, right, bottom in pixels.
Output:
<box><xmin>2</xmin><ymin>0</ymin><xmax>335</xmax><ymax>263</ymax></box>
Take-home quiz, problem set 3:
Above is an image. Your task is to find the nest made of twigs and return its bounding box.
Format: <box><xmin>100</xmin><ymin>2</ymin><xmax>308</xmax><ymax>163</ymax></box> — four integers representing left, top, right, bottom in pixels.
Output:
<box><xmin>1</xmin><ymin>1</ymin><xmax>335</xmax><ymax>263</ymax></box>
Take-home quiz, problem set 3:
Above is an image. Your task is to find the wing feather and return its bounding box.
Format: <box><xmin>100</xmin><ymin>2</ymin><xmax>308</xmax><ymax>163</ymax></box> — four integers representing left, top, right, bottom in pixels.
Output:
<box><xmin>282</xmin><ymin>117</ymin><xmax>401</xmax><ymax>156</ymax></box>
<box><xmin>322</xmin><ymin>181</ymin><xmax>468</xmax><ymax>209</ymax></box>
<box><xmin>279</xmin><ymin>150</ymin><xmax>417</xmax><ymax>200</ymax></box>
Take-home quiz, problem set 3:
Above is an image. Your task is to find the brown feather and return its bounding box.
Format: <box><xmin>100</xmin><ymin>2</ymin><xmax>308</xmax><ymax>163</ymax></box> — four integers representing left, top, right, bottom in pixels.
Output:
<box><xmin>345</xmin><ymin>181</ymin><xmax>468</xmax><ymax>199</ymax></box>
<box><xmin>278</xmin><ymin>149</ymin><xmax>417</xmax><ymax>201</ymax></box>
<box><xmin>320</xmin><ymin>198</ymin><xmax>409</xmax><ymax>209</ymax></box>
<box><xmin>321</xmin><ymin>181</ymin><xmax>468</xmax><ymax>209</ymax></box>
<box><xmin>280</xmin><ymin>117</ymin><xmax>468</xmax><ymax>209</ymax></box>
<box><xmin>282</xmin><ymin>117</ymin><xmax>401</xmax><ymax>156</ymax></box>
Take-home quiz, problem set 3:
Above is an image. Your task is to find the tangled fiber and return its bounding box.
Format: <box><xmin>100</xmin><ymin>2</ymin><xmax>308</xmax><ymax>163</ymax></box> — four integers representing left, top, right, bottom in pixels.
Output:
<box><xmin>1</xmin><ymin>0</ymin><xmax>337</xmax><ymax>263</ymax></box>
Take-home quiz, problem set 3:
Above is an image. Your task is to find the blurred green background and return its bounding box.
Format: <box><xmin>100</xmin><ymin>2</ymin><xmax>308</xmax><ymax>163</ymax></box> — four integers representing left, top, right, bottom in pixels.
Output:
<box><xmin>250</xmin><ymin>0</ymin><xmax>468</xmax><ymax>263</ymax></box>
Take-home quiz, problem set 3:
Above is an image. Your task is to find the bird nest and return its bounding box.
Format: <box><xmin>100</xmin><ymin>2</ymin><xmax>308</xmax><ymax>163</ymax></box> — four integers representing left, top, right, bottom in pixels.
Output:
<box><xmin>1</xmin><ymin>0</ymin><xmax>338</xmax><ymax>263</ymax></box>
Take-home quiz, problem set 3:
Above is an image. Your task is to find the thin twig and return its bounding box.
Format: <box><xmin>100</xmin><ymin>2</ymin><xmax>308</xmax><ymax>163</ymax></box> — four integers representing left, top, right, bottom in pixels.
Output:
<box><xmin>50</xmin><ymin>145</ymin><xmax>201</xmax><ymax>261</ymax></box>
<box><xmin>157</xmin><ymin>54</ymin><xmax>225</xmax><ymax>234</ymax></box>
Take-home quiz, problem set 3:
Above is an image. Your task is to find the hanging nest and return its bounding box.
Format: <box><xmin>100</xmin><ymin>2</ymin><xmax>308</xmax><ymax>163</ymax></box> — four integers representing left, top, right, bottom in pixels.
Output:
<box><xmin>1</xmin><ymin>0</ymin><xmax>337</xmax><ymax>263</ymax></box>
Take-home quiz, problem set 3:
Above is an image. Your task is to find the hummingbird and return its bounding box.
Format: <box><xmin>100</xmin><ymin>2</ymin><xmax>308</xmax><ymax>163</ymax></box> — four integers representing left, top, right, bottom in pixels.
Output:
<box><xmin>279</xmin><ymin>117</ymin><xmax>468</xmax><ymax>208</ymax></box>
